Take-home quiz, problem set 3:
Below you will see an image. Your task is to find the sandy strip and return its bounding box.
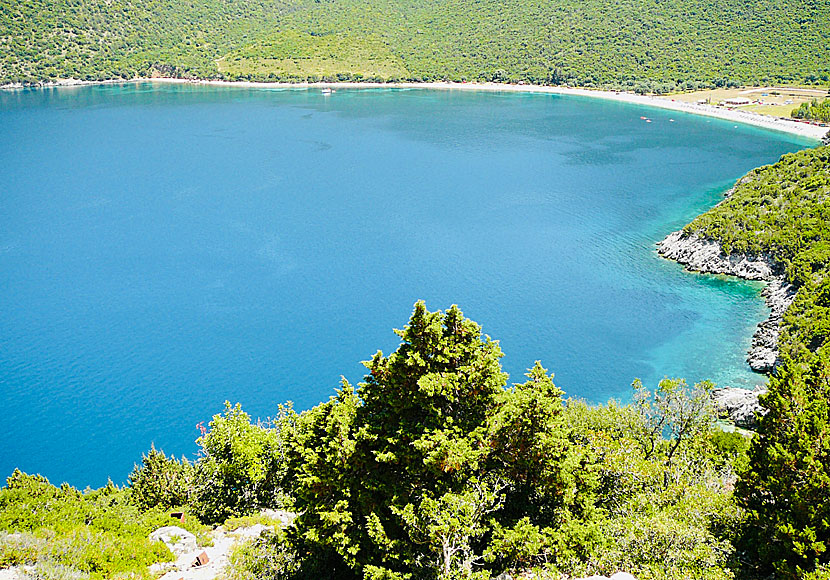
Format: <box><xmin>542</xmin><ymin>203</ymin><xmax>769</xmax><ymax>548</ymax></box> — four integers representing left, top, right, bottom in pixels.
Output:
<box><xmin>141</xmin><ymin>78</ymin><xmax>828</xmax><ymax>141</ymax></box>
<box><xmin>5</xmin><ymin>77</ymin><xmax>828</xmax><ymax>140</ymax></box>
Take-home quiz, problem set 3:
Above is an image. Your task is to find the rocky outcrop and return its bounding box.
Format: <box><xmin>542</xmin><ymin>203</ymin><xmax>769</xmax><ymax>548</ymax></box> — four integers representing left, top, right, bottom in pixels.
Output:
<box><xmin>749</xmin><ymin>280</ymin><xmax>795</xmax><ymax>372</ymax></box>
<box><xmin>657</xmin><ymin>231</ymin><xmax>796</xmax><ymax>373</ymax></box>
<box><xmin>148</xmin><ymin>511</ymin><xmax>293</xmax><ymax>580</ymax></box>
<box><xmin>657</xmin><ymin>231</ymin><xmax>775</xmax><ymax>280</ymax></box>
<box><xmin>711</xmin><ymin>385</ymin><xmax>768</xmax><ymax>428</ymax></box>
<box><xmin>149</xmin><ymin>526</ymin><xmax>198</xmax><ymax>555</ymax></box>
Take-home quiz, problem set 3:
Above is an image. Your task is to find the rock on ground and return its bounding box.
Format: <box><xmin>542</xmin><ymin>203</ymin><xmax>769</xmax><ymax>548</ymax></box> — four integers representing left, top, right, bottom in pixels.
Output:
<box><xmin>149</xmin><ymin>526</ymin><xmax>198</xmax><ymax>556</ymax></box>
<box><xmin>150</xmin><ymin>511</ymin><xmax>295</xmax><ymax>580</ymax></box>
<box><xmin>712</xmin><ymin>385</ymin><xmax>768</xmax><ymax>428</ymax></box>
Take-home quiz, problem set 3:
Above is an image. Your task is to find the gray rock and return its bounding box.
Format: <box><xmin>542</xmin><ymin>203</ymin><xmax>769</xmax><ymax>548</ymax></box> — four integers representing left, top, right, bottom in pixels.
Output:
<box><xmin>657</xmin><ymin>231</ymin><xmax>796</xmax><ymax>373</ymax></box>
<box><xmin>231</xmin><ymin>523</ymin><xmax>271</xmax><ymax>538</ymax></box>
<box><xmin>657</xmin><ymin>231</ymin><xmax>775</xmax><ymax>280</ymax></box>
<box><xmin>822</xmin><ymin>129</ymin><xmax>830</xmax><ymax>146</ymax></box>
<box><xmin>0</xmin><ymin>567</ymin><xmax>30</xmax><ymax>580</ymax></box>
<box><xmin>712</xmin><ymin>385</ymin><xmax>768</xmax><ymax>428</ymax></box>
<box><xmin>149</xmin><ymin>526</ymin><xmax>198</xmax><ymax>555</ymax></box>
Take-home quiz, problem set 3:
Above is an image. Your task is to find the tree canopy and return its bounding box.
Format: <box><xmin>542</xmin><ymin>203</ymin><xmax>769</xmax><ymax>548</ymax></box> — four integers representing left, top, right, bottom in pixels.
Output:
<box><xmin>1</xmin><ymin>0</ymin><xmax>829</xmax><ymax>89</ymax></box>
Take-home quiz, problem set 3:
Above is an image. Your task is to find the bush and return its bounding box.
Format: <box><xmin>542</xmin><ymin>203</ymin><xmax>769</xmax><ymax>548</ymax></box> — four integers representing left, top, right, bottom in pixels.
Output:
<box><xmin>191</xmin><ymin>402</ymin><xmax>296</xmax><ymax>524</ymax></box>
<box><xmin>128</xmin><ymin>444</ymin><xmax>193</xmax><ymax>511</ymax></box>
<box><xmin>0</xmin><ymin>470</ymin><xmax>209</xmax><ymax>579</ymax></box>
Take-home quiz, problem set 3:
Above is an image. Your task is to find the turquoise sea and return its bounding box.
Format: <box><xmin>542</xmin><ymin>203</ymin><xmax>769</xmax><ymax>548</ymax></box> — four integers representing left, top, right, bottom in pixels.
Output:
<box><xmin>0</xmin><ymin>83</ymin><xmax>811</xmax><ymax>486</ymax></box>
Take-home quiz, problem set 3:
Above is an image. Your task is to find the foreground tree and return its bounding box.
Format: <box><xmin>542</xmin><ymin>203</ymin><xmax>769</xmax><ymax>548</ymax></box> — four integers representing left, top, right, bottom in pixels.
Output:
<box><xmin>737</xmin><ymin>354</ymin><xmax>830</xmax><ymax>578</ymax></box>
<box><xmin>287</xmin><ymin>302</ymin><xmax>510</xmax><ymax>578</ymax></box>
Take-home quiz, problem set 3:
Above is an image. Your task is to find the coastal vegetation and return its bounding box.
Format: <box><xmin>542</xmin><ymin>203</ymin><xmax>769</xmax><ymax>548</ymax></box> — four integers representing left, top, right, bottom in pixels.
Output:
<box><xmin>1</xmin><ymin>0</ymin><xmax>829</xmax><ymax>89</ymax></box>
<box><xmin>2</xmin><ymin>0</ymin><xmax>830</xmax><ymax>575</ymax></box>
<box><xmin>2</xmin><ymin>301</ymin><xmax>824</xmax><ymax>580</ymax></box>
<box><xmin>685</xmin><ymin>145</ymin><xmax>830</xmax><ymax>364</ymax></box>
<box><xmin>0</xmin><ymin>469</ymin><xmax>210</xmax><ymax>578</ymax></box>
<box><xmin>676</xmin><ymin>144</ymin><xmax>830</xmax><ymax>578</ymax></box>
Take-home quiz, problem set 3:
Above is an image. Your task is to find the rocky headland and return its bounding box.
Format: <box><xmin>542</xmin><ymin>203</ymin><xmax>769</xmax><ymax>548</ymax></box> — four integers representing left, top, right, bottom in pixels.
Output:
<box><xmin>656</xmin><ymin>229</ymin><xmax>792</xmax><ymax>427</ymax></box>
<box><xmin>657</xmin><ymin>230</ymin><xmax>795</xmax><ymax>374</ymax></box>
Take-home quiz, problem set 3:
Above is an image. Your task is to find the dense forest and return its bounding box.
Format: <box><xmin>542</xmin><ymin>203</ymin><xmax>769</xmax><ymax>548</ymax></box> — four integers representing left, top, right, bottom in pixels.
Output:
<box><xmin>1</xmin><ymin>0</ymin><xmax>830</xmax><ymax>90</ymax></box>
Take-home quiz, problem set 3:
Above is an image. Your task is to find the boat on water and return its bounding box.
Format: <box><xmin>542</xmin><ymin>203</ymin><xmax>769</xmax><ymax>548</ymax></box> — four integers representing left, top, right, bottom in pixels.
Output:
<box><xmin>322</xmin><ymin>88</ymin><xmax>334</xmax><ymax>95</ymax></box>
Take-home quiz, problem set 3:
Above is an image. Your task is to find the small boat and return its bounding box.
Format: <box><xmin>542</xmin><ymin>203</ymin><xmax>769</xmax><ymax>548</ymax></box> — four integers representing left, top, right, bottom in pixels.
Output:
<box><xmin>321</xmin><ymin>88</ymin><xmax>333</xmax><ymax>95</ymax></box>
<box><xmin>645</xmin><ymin>119</ymin><xmax>652</xmax><ymax>123</ymax></box>
<box><xmin>640</xmin><ymin>116</ymin><xmax>648</xmax><ymax>120</ymax></box>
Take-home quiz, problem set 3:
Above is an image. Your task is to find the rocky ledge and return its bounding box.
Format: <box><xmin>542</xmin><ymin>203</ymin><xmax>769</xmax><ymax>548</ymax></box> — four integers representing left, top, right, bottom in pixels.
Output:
<box><xmin>711</xmin><ymin>385</ymin><xmax>768</xmax><ymax>428</ymax></box>
<box><xmin>657</xmin><ymin>230</ymin><xmax>796</xmax><ymax>373</ymax></box>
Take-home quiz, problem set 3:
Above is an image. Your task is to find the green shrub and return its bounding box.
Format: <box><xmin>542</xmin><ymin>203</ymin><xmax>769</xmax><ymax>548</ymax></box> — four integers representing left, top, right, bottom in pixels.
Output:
<box><xmin>128</xmin><ymin>444</ymin><xmax>193</xmax><ymax>511</ymax></box>
<box><xmin>0</xmin><ymin>470</ymin><xmax>213</xmax><ymax>579</ymax></box>
<box><xmin>192</xmin><ymin>402</ymin><xmax>296</xmax><ymax>524</ymax></box>
<box><xmin>226</xmin><ymin>528</ymin><xmax>301</xmax><ymax>580</ymax></box>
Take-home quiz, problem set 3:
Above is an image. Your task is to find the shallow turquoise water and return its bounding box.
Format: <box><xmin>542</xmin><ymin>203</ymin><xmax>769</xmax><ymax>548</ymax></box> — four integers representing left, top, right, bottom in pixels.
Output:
<box><xmin>0</xmin><ymin>83</ymin><xmax>810</xmax><ymax>486</ymax></box>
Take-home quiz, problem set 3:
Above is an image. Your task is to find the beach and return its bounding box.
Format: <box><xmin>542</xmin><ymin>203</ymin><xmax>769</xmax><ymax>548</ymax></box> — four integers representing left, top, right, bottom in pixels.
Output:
<box><xmin>139</xmin><ymin>78</ymin><xmax>829</xmax><ymax>141</ymax></box>
<box><xmin>4</xmin><ymin>77</ymin><xmax>825</xmax><ymax>140</ymax></box>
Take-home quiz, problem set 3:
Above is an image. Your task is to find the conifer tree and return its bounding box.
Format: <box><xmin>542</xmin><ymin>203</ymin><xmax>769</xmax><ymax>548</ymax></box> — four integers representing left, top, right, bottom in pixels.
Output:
<box><xmin>737</xmin><ymin>355</ymin><xmax>830</xmax><ymax>578</ymax></box>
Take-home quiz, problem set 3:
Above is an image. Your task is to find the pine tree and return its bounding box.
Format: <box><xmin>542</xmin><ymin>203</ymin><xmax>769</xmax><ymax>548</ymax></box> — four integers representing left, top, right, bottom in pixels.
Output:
<box><xmin>736</xmin><ymin>355</ymin><xmax>830</xmax><ymax>578</ymax></box>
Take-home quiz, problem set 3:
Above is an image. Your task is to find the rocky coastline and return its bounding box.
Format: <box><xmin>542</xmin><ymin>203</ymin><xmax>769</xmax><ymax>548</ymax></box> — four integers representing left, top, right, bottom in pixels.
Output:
<box><xmin>657</xmin><ymin>230</ymin><xmax>796</xmax><ymax>374</ymax></box>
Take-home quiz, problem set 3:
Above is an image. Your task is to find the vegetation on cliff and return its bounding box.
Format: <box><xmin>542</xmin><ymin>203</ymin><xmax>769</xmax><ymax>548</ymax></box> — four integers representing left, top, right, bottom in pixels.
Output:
<box><xmin>2</xmin><ymin>0</ymin><xmax>829</xmax><ymax>89</ymax></box>
<box><xmin>677</xmin><ymin>144</ymin><xmax>830</xmax><ymax>578</ymax></box>
<box><xmin>0</xmin><ymin>469</ymin><xmax>209</xmax><ymax>578</ymax></box>
<box><xmin>684</xmin><ymin>145</ymin><xmax>830</xmax><ymax>364</ymax></box>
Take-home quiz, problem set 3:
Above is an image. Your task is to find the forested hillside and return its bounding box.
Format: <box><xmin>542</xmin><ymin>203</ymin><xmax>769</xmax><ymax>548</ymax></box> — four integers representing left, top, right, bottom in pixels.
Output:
<box><xmin>686</xmin><ymin>145</ymin><xmax>830</xmax><ymax>364</ymax></box>
<box><xmin>678</xmin><ymin>145</ymin><xmax>830</xmax><ymax>579</ymax></box>
<box><xmin>2</xmin><ymin>0</ymin><xmax>829</xmax><ymax>88</ymax></box>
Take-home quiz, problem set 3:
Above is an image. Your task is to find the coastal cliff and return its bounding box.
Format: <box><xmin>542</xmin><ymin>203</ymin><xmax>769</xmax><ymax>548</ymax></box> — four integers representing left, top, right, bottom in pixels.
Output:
<box><xmin>657</xmin><ymin>230</ymin><xmax>796</xmax><ymax>373</ymax></box>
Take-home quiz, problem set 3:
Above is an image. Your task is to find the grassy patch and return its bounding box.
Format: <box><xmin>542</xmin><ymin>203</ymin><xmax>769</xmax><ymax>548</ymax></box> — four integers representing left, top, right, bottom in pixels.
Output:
<box><xmin>217</xmin><ymin>31</ymin><xmax>408</xmax><ymax>80</ymax></box>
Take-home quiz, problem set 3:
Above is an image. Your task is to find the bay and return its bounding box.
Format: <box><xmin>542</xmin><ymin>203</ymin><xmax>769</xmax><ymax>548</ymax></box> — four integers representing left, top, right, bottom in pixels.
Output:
<box><xmin>0</xmin><ymin>83</ymin><xmax>810</xmax><ymax>486</ymax></box>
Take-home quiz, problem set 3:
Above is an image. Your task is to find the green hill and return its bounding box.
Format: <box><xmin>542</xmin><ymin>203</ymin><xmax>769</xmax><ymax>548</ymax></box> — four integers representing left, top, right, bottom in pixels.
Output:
<box><xmin>2</xmin><ymin>0</ymin><xmax>829</xmax><ymax>89</ymax></box>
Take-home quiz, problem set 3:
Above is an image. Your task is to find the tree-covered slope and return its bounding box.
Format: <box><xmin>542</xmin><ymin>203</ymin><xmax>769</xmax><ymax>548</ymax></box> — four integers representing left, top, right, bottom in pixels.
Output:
<box><xmin>677</xmin><ymin>147</ymin><xmax>830</xmax><ymax>578</ymax></box>
<box><xmin>0</xmin><ymin>0</ymin><xmax>310</xmax><ymax>83</ymax></box>
<box><xmin>2</xmin><ymin>0</ymin><xmax>829</xmax><ymax>87</ymax></box>
<box><xmin>685</xmin><ymin>145</ymin><xmax>830</xmax><ymax>363</ymax></box>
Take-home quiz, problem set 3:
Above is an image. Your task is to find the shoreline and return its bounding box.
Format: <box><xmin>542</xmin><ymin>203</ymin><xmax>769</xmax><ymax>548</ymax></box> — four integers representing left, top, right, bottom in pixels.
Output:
<box><xmin>3</xmin><ymin>77</ymin><xmax>827</xmax><ymax>141</ymax></box>
<box><xmin>657</xmin><ymin>230</ymin><xmax>796</xmax><ymax>377</ymax></box>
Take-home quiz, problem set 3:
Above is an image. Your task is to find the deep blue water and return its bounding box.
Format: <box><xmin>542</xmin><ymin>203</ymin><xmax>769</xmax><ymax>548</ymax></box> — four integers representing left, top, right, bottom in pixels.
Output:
<box><xmin>0</xmin><ymin>83</ymin><xmax>811</xmax><ymax>486</ymax></box>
